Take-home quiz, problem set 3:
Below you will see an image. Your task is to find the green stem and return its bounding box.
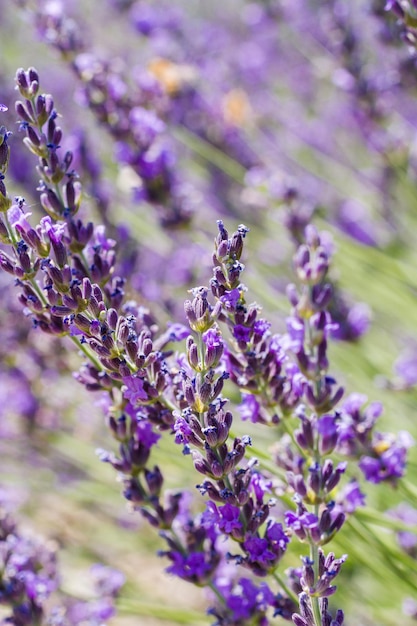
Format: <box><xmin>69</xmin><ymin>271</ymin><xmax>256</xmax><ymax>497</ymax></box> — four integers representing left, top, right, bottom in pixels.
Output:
<box><xmin>3</xmin><ymin>210</ymin><xmax>18</xmax><ymax>246</ymax></box>
<box><xmin>271</xmin><ymin>571</ymin><xmax>299</xmax><ymax>605</ymax></box>
<box><xmin>207</xmin><ymin>580</ymin><xmax>226</xmax><ymax>606</ymax></box>
<box><xmin>70</xmin><ymin>335</ymin><xmax>106</xmax><ymax>373</ymax></box>
<box><xmin>280</xmin><ymin>415</ymin><xmax>305</xmax><ymax>457</ymax></box>
<box><xmin>347</xmin><ymin>516</ymin><xmax>417</xmax><ymax>594</ymax></box>
<box><xmin>29</xmin><ymin>277</ymin><xmax>49</xmax><ymax>307</ymax></box>
<box><xmin>309</xmin><ymin>536</ymin><xmax>322</xmax><ymax>626</ymax></box>
<box><xmin>398</xmin><ymin>478</ymin><xmax>417</xmax><ymax>502</ymax></box>
<box><xmin>355</xmin><ymin>507</ymin><xmax>417</xmax><ymax>534</ymax></box>
<box><xmin>172</xmin><ymin>126</ymin><xmax>247</xmax><ymax>184</ymax></box>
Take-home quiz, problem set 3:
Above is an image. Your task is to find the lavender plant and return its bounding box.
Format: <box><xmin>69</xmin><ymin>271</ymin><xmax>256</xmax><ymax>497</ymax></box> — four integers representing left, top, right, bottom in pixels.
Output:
<box><xmin>0</xmin><ymin>66</ymin><xmax>415</xmax><ymax>626</ymax></box>
<box><xmin>0</xmin><ymin>489</ymin><xmax>124</xmax><ymax>626</ymax></box>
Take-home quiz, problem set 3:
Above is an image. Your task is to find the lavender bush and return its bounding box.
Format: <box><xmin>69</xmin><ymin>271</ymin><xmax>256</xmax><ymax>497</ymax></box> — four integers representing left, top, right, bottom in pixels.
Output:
<box><xmin>0</xmin><ymin>2</ymin><xmax>417</xmax><ymax>625</ymax></box>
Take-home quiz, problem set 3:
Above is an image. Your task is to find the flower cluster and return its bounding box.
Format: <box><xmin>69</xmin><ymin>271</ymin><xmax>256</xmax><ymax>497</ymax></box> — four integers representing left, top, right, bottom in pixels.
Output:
<box><xmin>0</xmin><ymin>495</ymin><xmax>124</xmax><ymax>626</ymax></box>
<box><xmin>1</xmin><ymin>70</ymin><xmax>414</xmax><ymax>621</ymax></box>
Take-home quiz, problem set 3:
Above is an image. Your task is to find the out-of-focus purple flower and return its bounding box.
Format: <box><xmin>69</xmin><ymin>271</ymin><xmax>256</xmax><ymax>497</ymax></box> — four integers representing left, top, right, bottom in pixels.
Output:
<box><xmin>337</xmin><ymin>480</ymin><xmax>366</xmax><ymax>514</ymax></box>
<box><xmin>286</xmin><ymin>316</ymin><xmax>305</xmax><ymax>351</ymax></box>
<box><xmin>331</xmin><ymin>300</ymin><xmax>372</xmax><ymax>342</ymax></box>
<box><xmin>403</xmin><ymin>597</ymin><xmax>417</xmax><ymax>619</ymax></box>
<box><xmin>65</xmin><ymin>597</ymin><xmax>116</xmax><ymax>625</ymax></box>
<box><xmin>359</xmin><ymin>430</ymin><xmax>413</xmax><ymax>484</ymax></box>
<box><xmin>166</xmin><ymin>322</ymin><xmax>189</xmax><ymax>342</ymax></box>
<box><xmin>130</xmin><ymin>1</ymin><xmax>182</xmax><ymax>36</ymax></box>
<box><xmin>337</xmin><ymin>200</ymin><xmax>379</xmax><ymax>246</ymax></box>
<box><xmin>389</xmin><ymin>503</ymin><xmax>417</xmax><ymax>556</ymax></box>
<box><xmin>239</xmin><ymin>393</ymin><xmax>261</xmax><ymax>423</ymax></box>
<box><xmin>129</xmin><ymin>106</ymin><xmax>166</xmax><ymax>148</ymax></box>
<box><xmin>90</xmin><ymin>563</ymin><xmax>125</xmax><ymax>597</ymax></box>
<box><xmin>394</xmin><ymin>349</ymin><xmax>417</xmax><ymax>388</ymax></box>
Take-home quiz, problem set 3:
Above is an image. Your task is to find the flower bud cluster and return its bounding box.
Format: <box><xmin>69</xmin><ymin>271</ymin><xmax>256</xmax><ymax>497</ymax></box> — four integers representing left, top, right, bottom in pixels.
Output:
<box><xmin>2</xmin><ymin>70</ymin><xmax>194</xmax><ymax>553</ymax></box>
<box><xmin>293</xmin><ymin>595</ymin><xmax>344</xmax><ymax>626</ymax></box>
<box><xmin>15</xmin><ymin>69</ymin><xmax>80</xmax><ymax>219</ymax></box>
<box><xmin>0</xmin><ymin>124</ymin><xmax>12</xmax><ymax>212</ymax></box>
<box><xmin>175</xmin><ymin>275</ymin><xmax>293</xmax><ymax>592</ymax></box>
<box><xmin>385</xmin><ymin>1</ymin><xmax>417</xmax><ymax>47</ymax></box>
<box><xmin>1</xmin><ymin>62</ymin><xmax>412</xmax><ymax>625</ymax></box>
<box><xmin>33</xmin><ymin>3</ymin><xmax>193</xmax><ymax>228</ymax></box>
<box><xmin>207</xmin><ymin>223</ymin><xmax>378</xmax><ymax>624</ymax></box>
<box><xmin>211</xmin><ymin>221</ymin><xmax>307</xmax><ymax>424</ymax></box>
<box><xmin>159</xmin><ymin>511</ymin><xmax>221</xmax><ymax>585</ymax></box>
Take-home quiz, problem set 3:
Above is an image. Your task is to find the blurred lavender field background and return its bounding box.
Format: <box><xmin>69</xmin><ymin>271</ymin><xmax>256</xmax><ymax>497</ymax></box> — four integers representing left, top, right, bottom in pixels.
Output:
<box><xmin>1</xmin><ymin>0</ymin><xmax>417</xmax><ymax>625</ymax></box>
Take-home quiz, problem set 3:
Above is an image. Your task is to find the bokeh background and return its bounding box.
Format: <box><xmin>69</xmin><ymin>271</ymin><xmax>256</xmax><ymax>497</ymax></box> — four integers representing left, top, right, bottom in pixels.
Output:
<box><xmin>1</xmin><ymin>0</ymin><xmax>417</xmax><ymax>624</ymax></box>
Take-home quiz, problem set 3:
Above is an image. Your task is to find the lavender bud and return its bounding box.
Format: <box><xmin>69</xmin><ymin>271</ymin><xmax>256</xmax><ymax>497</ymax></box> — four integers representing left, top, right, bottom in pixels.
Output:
<box><xmin>312</xmin><ymin>283</ymin><xmax>332</xmax><ymax>309</ymax></box>
<box><xmin>199</xmin><ymin>382</ymin><xmax>212</xmax><ymax>405</ymax></box>
<box><xmin>305</xmin><ymin>224</ymin><xmax>320</xmax><ymax>248</ymax></box>
<box><xmin>319</xmin><ymin>509</ymin><xmax>332</xmax><ymax>534</ymax></box>
<box><xmin>321</xmin><ymin>459</ymin><xmax>333</xmax><ymax>484</ymax></box>
<box><xmin>302</xmin><ymin>558</ymin><xmax>315</xmax><ymax>589</ymax></box>
<box><xmin>27</xmin><ymin>124</ymin><xmax>41</xmax><ymax>148</ymax></box>
<box><xmin>299</xmin><ymin>592</ymin><xmax>315</xmax><ymax>626</ymax></box>
<box><xmin>187</xmin><ymin>341</ymin><xmax>199</xmax><ymax>368</ymax></box>
<box><xmin>294</xmin><ymin>474</ymin><xmax>308</xmax><ymax>497</ymax></box>
<box><xmin>213</xmin><ymin>265</ymin><xmax>227</xmax><ymax>285</ymax></box>
<box><xmin>183</xmin><ymin>379</ymin><xmax>196</xmax><ymax>407</ymax></box>
<box><xmin>145</xmin><ymin>466</ymin><xmax>163</xmax><ymax>496</ymax></box>
<box><xmin>15</xmin><ymin>100</ymin><xmax>34</xmax><ymax>123</ymax></box>
<box><xmin>0</xmin><ymin>216</ymin><xmax>8</xmax><ymax>240</ymax></box>
<box><xmin>106</xmin><ymin>308</ymin><xmax>118</xmax><ymax>330</ymax></box>
<box><xmin>73</xmin><ymin>313</ymin><xmax>91</xmax><ymax>333</ymax></box>
<box><xmin>287</xmin><ymin>283</ymin><xmax>300</xmax><ymax>307</ymax></box>
<box><xmin>329</xmin><ymin>513</ymin><xmax>345</xmax><ymax>535</ymax></box>
<box><xmin>292</xmin><ymin>615</ymin><xmax>308</xmax><ymax>626</ymax></box>
<box><xmin>15</xmin><ymin>68</ymin><xmax>30</xmax><ymax>95</ymax></box>
<box><xmin>0</xmin><ymin>251</ymin><xmax>16</xmax><ymax>274</ymax></box>
<box><xmin>192</xmin><ymin>451</ymin><xmax>212</xmax><ymax>476</ymax></box>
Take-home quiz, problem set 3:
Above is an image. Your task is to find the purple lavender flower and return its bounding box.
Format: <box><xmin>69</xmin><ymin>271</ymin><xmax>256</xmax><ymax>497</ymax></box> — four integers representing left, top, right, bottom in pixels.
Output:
<box><xmin>224</xmin><ymin>577</ymin><xmax>275</xmax><ymax>624</ymax></box>
<box><xmin>208</xmin><ymin>501</ymin><xmax>243</xmax><ymax>537</ymax></box>
<box><xmin>122</xmin><ymin>375</ymin><xmax>148</xmax><ymax>404</ymax></box>
<box><xmin>220</xmin><ymin>288</ymin><xmax>241</xmax><ymax>311</ymax></box>
<box><xmin>241</xmin><ymin>522</ymin><xmax>289</xmax><ymax>575</ymax></box>
<box><xmin>389</xmin><ymin>503</ymin><xmax>417</xmax><ymax>557</ymax></box>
